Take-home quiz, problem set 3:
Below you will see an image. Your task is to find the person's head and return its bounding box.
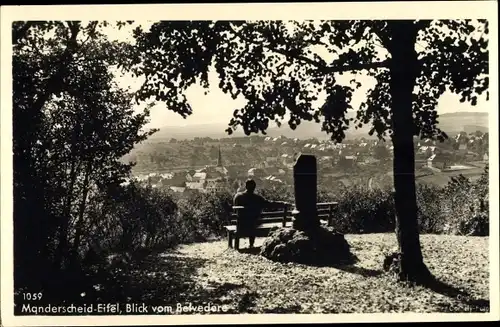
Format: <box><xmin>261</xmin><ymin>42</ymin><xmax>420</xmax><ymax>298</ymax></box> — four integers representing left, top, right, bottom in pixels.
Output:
<box><xmin>245</xmin><ymin>179</ymin><xmax>257</xmax><ymax>193</ymax></box>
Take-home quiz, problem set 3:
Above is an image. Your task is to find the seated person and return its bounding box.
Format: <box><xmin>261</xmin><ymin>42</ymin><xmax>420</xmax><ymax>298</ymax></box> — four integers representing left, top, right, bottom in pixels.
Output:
<box><xmin>233</xmin><ymin>179</ymin><xmax>289</xmax><ymax>248</ymax></box>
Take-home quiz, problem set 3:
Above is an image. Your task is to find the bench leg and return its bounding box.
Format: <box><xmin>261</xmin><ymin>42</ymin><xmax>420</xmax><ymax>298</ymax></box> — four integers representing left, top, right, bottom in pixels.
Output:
<box><xmin>235</xmin><ymin>235</ymin><xmax>240</xmax><ymax>250</ymax></box>
<box><xmin>228</xmin><ymin>232</ymin><xmax>233</xmax><ymax>248</ymax></box>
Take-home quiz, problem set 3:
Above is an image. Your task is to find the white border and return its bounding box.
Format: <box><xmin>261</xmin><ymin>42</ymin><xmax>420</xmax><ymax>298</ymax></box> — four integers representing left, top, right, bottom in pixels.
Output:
<box><xmin>1</xmin><ymin>1</ymin><xmax>499</xmax><ymax>326</ymax></box>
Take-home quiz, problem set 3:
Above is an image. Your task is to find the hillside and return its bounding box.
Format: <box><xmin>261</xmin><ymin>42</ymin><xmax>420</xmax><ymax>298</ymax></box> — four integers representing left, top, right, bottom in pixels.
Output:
<box><xmin>436</xmin><ymin>112</ymin><xmax>489</xmax><ymax>136</ymax></box>
<box><xmin>146</xmin><ymin>111</ymin><xmax>488</xmax><ymax>141</ymax></box>
<box><xmin>146</xmin><ymin>120</ymin><xmax>350</xmax><ymax>141</ymax></box>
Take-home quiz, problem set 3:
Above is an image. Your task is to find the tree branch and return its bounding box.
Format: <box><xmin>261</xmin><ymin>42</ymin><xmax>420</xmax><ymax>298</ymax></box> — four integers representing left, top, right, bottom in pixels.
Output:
<box><xmin>31</xmin><ymin>21</ymin><xmax>81</xmax><ymax>119</ymax></box>
<box><xmin>325</xmin><ymin>59</ymin><xmax>390</xmax><ymax>73</ymax></box>
<box><xmin>228</xmin><ymin>23</ymin><xmax>389</xmax><ymax>75</ymax></box>
<box><xmin>66</xmin><ymin>21</ymin><xmax>81</xmax><ymax>48</ymax></box>
<box><xmin>13</xmin><ymin>21</ymin><xmax>34</xmax><ymax>44</ymax></box>
<box><xmin>414</xmin><ymin>20</ymin><xmax>432</xmax><ymax>32</ymax></box>
<box><xmin>265</xmin><ymin>43</ymin><xmax>328</xmax><ymax>69</ymax></box>
<box><xmin>228</xmin><ymin>24</ymin><xmax>328</xmax><ymax>69</ymax></box>
<box><xmin>371</xmin><ymin>23</ymin><xmax>392</xmax><ymax>49</ymax></box>
<box><xmin>79</xmin><ymin>21</ymin><xmax>99</xmax><ymax>49</ymax></box>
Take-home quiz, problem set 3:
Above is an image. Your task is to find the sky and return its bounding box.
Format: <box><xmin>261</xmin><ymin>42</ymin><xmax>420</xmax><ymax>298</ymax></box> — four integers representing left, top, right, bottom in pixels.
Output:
<box><xmin>106</xmin><ymin>21</ymin><xmax>490</xmax><ymax>130</ymax></box>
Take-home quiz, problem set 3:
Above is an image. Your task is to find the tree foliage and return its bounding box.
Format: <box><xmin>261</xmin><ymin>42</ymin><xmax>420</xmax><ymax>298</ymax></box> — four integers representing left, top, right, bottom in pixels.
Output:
<box><xmin>122</xmin><ymin>20</ymin><xmax>488</xmax><ymax>143</ymax></box>
<box><xmin>13</xmin><ymin>21</ymin><xmax>154</xmax><ymax>286</ymax></box>
<box><xmin>123</xmin><ymin>19</ymin><xmax>489</xmax><ymax>282</ymax></box>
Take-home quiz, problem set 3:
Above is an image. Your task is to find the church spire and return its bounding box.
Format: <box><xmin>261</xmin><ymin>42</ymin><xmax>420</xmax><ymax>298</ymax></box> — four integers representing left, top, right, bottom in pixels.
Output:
<box><xmin>217</xmin><ymin>144</ymin><xmax>223</xmax><ymax>167</ymax></box>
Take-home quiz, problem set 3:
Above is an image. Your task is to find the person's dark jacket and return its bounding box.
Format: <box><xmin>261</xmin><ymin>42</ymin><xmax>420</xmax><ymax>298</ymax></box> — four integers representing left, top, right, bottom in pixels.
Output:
<box><xmin>233</xmin><ymin>191</ymin><xmax>286</xmax><ymax>236</ymax></box>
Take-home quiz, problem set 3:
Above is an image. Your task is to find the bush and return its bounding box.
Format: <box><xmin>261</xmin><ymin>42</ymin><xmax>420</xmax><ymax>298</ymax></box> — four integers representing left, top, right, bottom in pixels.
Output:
<box><xmin>175</xmin><ymin>191</ymin><xmax>233</xmax><ymax>240</ymax></box>
<box><xmin>80</xmin><ymin>163</ymin><xmax>489</xmax><ymax>268</ymax></box>
<box><xmin>415</xmin><ymin>184</ymin><xmax>447</xmax><ymax>233</ymax></box>
<box><xmin>83</xmin><ymin>182</ymin><xmax>180</xmax><ymax>259</ymax></box>
<box><xmin>258</xmin><ymin>185</ymin><xmax>294</xmax><ymax>203</ymax></box>
<box><xmin>317</xmin><ymin>167</ymin><xmax>489</xmax><ymax>236</ymax></box>
<box><xmin>459</xmin><ymin>212</ymin><xmax>489</xmax><ymax>236</ymax></box>
<box><xmin>440</xmin><ymin>166</ymin><xmax>489</xmax><ymax>236</ymax></box>
<box><xmin>324</xmin><ymin>186</ymin><xmax>396</xmax><ymax>234</ymax></box>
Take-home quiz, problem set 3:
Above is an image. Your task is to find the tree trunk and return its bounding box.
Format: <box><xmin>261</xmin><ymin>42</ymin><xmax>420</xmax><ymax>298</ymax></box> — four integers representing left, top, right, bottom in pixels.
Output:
<box><xmin>55</xmin><ymin>149</ymin><xmax>82</xmax><ymax>270</ymax></box>
<box><xmin>387</xmin><ymin>21</ymin><xmax>432</xmax><ymax>283</ymax></box>
<box><xmin>71</xmin><ymin>160</ymin><xmax>93</xmax><ymax>266</ymax></box>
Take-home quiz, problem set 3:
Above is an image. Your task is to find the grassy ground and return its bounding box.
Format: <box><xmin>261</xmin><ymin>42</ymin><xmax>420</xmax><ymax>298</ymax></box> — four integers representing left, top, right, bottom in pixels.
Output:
<box><xmin>16</xmin><ymin>233</ymin><xmax>487</xmax><ymax>315</ymax></box>
<box><xmin>123</xmin><ymin>233</ymin><xmax>489</xmax><ymax>314</ymax></box>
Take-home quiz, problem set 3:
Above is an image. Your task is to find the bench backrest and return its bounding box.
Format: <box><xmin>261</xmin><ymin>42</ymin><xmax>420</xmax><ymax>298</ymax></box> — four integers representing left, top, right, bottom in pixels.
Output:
<box><xmin>230</xmin><ymin>202</ymin><xmax>338</xmax><ymax>226</ymax></box>
<box><xmin>317</xmin><ymin>202</ymin><xmax>339</xmax><ymax>224</ymax></box>
<box><xmin>230</xmin><ymin>205</ymin><xmax>291</xmax><ymax>226</ymax></box>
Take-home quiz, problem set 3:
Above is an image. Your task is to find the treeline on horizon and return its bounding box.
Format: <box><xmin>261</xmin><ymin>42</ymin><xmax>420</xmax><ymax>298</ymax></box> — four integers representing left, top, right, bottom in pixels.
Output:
<box><xmin>144</xmin><ymin>111</ymin><xmax>489</xmax><ymax>142</ymax></box>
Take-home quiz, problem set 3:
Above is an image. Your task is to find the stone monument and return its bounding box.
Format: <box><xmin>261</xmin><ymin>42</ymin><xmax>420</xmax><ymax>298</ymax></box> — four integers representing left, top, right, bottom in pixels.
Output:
<box><xmin>292</xmin><ymin>154</ymin><xmax>320</xmax><ymax>231</ymax></box>
<box><xmin>260</xmin><ymin>153</ymin><xmax>355</xmax><ymax>266</ymax></box>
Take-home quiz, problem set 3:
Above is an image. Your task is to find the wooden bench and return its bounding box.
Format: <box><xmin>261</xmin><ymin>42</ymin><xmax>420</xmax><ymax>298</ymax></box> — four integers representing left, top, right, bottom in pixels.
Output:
<box><xmin>317</xmin><ymin>202</ymin><xmax>339</xmax><ymax>226</ymax></box>
<box><xmin>224</xmin><ymin>202</ymin><xmax>338</xmax><ymax>249</ymax></box>
<box><xmin>225</xmin><ymin>205</ymin><xmax>291</xmax><ymax>249</ymax></box>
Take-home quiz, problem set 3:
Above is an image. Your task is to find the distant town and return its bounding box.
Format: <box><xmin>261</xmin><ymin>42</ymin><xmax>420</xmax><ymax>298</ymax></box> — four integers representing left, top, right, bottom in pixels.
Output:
<box><xmin>122</xmin><ymin>130</ymin><xmax>489</xmax><ymax>196</ymax></box>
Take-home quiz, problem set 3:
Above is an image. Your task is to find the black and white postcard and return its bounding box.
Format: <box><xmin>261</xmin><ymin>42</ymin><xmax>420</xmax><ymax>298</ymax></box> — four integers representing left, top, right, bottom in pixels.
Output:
<box><xmin>1</xmin><ymin>1</ymin><xmax>499</xmax><ymax>326</ymax></box>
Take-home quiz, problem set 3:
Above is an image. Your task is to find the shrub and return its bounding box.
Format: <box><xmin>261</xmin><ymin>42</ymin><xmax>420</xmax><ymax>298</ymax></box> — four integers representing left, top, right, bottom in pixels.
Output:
<box><xmin>415</xmin><ymin>184</ymin><xmax>447</xmax><ymax>233</ymax></box>
<box><xmin>258</xmin><ymin>185</ymin><xmax>294</xmax><ymax>203</ymax></box>
<box><xmin>79</xmin><ymin>162</ymin><xmax>489</xmax><ymax>266</ymax></box>
<box><xmin>328</xmin><ymin>186</ymin><xmax>396</xmax><ymax>234</ymax></box>
<box><xmin>459</xmin><ymin>212</ymin><xmax>489</xmax><ymax>236</ymax></box>
<box><xmin>175</xmin><ymin>191</ymin><xmax>233</xmax><ymax>240</ymax></box>
<box><xmin>84</xmin><ymin>182</ymin><xmax>180</xmax><ymax>257</ymax></box>
<box><xmin>440</xmin><ymin>166</ymin><xmax>489</xmax><ymax>236</ymax></box>
<box><xmin>318</xmin><ymin>165</ymin><xmax>489</xmax><ymax>236</ymax></box>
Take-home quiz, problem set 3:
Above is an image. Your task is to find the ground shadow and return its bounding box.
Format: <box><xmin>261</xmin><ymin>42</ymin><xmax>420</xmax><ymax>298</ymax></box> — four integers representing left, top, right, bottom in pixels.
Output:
<box><xmin>425</xmin><ymin>277</ymin><xmax>490</xmax><ymax>312</ymax></box>
<box><xmin>239</xmin><ymin>246</ymin><xmax>382</xmax><ymax>278</ymax></box>
<box><xmin>303</xmin><ymin>254</ymin><xmax>384</xmax><ymax>278</ymax></box>
<box><xmin>14</xmin><ymin>250</ymin><xmax>256</xmax><ymax>315</ymax></box>
<box><xmin>237</xmin><ymin>246</ymin><xmax>262</xmax><ymax>255</ymax></box>
<box><xmin>332</xmin><ymin>264</ymin><xmax>384</xmax><ymax>278</ymax></box>
<box><xmin>236</xmin><ymin>290</ymin><xmax>260</xmax><ymax>313</ymax></box>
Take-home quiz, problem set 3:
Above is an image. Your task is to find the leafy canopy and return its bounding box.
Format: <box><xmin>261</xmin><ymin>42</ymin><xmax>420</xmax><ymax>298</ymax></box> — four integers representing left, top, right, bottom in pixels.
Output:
<box><xmin>12</xmin><ymin>20</ymin><xmax>157</xmax><ymax>272</ymax></box>
<box><xmin>121</xmin><ymin>20</ymin><xmax>488</xmax><ymax>143</ymax></box>
<box><xmin>13</xmin><ymin>21</ymin><xmax>155</xmax><ymax>188</ymax></box>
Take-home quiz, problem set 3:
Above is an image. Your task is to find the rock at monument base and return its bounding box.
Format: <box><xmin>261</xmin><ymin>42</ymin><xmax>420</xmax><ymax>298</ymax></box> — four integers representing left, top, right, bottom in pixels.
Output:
<box><xmin>260</xmin><ymin>226</ymin><xmax>356</xmax><ymax>266</ymax></box>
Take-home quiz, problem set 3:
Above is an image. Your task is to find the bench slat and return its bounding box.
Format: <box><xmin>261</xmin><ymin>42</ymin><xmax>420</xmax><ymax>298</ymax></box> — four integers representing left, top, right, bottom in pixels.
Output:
<box><xmin>232</xmin><ymin>210</ymin><xmax>332</xmax><ymax>218</ymax></box>
<box><xmin>231</xmin><ymin>211</ymin><xmax>288</xmax><ymax>218</ymax></box>
<box><xmin>224</xmin><ymin>221</ymin><xmax>293</xmax><ymax>232</ymax></box>
<box><xmin>230</xmin><ymin>215</ymin><xmax>330</xmax><ymax>225</ymax></box>
<box><xmin>225</xmin><ymin>218</ymin><xmax>329</xmax><ymax>231</ymax></box>
<box><xmin>317</xmin><ymin>202</ymin><xmax>339</xmax><ymax>206</ymax></box>
<box><xmin>231</xmin><ymin>210</ymin><xmax>292</xmax><ymax>219</ymax></box>
<box><xmin>232</xmin><ymin>202</ymin><xmax>337</xmax><ymax>210</ymax></box>
<box><xmin>230</xmin><ymin>217</ymin><xmax>292</xmax><ymax>224</ymax></box>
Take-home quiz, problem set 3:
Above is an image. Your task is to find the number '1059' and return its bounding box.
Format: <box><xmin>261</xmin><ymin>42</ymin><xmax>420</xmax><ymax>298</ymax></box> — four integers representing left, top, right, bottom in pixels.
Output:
<box><xmin>23</xmin><ymin>293</ymin><xmax>43</xmax><ymax>301</ymax></box>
